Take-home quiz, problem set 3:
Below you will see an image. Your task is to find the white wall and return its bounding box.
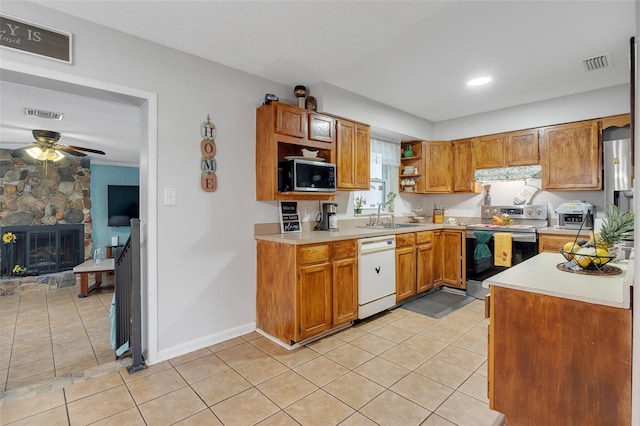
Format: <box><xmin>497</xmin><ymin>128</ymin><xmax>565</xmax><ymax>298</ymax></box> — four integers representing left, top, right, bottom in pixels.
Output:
<box><xmin>435</xmin><ymin>84</ymin><xmax>629</xmax><ymax>140</ymax></box>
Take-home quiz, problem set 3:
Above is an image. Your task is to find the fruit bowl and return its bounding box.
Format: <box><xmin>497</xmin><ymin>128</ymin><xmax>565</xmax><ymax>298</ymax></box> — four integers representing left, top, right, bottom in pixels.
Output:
<box><xmin>559</xmin><ymin>249</ymin><xmax>616</xmax><ymax>270</ymax></box>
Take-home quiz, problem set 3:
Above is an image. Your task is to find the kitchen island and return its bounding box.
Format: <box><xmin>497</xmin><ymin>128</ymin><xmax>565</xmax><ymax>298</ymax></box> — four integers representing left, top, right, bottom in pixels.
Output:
<box><xmin>483</xmin><ymin>252</ymin><xmax>633</xmax><ymax>426</ymax></box>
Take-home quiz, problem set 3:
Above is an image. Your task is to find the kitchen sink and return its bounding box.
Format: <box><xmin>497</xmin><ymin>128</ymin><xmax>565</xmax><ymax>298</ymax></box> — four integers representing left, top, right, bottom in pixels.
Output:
<box><xmin>359</xmin><ymin>223</ymin><xmax>424</xmax><ymax>229</ymax></box>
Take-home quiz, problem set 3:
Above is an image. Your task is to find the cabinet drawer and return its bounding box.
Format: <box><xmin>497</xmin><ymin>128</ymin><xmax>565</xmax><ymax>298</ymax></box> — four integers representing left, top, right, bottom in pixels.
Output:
<box><xmin>395</xmin><ymin>233</ymin><xmax>416</xmax><ymax>247</ymax></box>
<box><xmin>297</xmin><ymin>244</ymin><xmax>331</xmax><ymax>264</ymax></box>
<box><xmin>416</xmin><ymin>231</ymin><xmax>434</xmax><ymax>245</ymax></box>
<box><xmin>333</xmin><ymin>240</ymin><xmax>357</xmax><ymax>260</ymax></box>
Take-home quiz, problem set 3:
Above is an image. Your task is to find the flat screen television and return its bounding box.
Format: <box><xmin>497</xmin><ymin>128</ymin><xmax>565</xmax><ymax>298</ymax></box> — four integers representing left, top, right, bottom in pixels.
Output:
<box><xmin>107</xmin><ymin>185</ymin><xmax>139</xmax><ymax>226</ymax></box>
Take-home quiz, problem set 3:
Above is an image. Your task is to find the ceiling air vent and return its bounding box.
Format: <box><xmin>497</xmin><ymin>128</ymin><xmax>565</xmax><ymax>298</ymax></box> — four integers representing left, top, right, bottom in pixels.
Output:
<box><xmin>582</xmin><ymin>53</ymin><xmax>612</xmax><ymax>71</ymax></box>
<box><xmin>24</xmin><ymin>108</ymin><xmax>64</xmax><ymax>120</ymax></box>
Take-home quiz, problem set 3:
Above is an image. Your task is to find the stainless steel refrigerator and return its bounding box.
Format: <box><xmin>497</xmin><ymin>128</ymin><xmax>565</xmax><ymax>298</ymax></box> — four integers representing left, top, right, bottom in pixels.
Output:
<box><xmin>603</xmin><ymin>137</ymin><xmax>634</xmax><ymax>213</ymax></box>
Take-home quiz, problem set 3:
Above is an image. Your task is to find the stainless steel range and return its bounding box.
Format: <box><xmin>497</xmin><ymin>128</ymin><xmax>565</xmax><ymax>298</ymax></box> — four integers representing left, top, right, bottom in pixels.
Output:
<box><xmin>466</xmin><ymin>205</ymin><xmax>548</xmax><ymax>299</ymax></box>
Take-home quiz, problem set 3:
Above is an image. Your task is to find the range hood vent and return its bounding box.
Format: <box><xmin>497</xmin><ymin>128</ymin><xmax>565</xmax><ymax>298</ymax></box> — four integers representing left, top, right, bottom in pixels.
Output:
<box><xmin>582</xmin><ymin>53</ymin><xmax>612</xmax><ymax>71</ymax></box>
<box><xmin>24</xmin><ymin>108</ymin><xmax>64</xmax><ymax>120</ymax></box>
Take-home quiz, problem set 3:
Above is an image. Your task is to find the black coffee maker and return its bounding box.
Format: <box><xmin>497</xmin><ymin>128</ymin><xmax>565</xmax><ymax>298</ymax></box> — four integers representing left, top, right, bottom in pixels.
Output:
<box><xmin>318</xmin><ymin>203</ymin><xmax>338</xmax><ymax>231</ymax></box>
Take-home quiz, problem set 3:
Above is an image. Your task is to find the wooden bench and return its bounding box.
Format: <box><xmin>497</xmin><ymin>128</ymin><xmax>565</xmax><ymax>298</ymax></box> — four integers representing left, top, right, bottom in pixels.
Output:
<box><xmin>73</xmin><ymin>258</ymin><xmax>115</xmax><ymax>298</ymax></box>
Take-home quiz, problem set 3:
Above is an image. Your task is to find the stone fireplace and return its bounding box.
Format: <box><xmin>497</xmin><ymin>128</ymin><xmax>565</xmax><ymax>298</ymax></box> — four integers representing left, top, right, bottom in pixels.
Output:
<box><xmin>0</xmin><ymin>148</ymin><xmax>93</xmax><ymax>279</ymax></box>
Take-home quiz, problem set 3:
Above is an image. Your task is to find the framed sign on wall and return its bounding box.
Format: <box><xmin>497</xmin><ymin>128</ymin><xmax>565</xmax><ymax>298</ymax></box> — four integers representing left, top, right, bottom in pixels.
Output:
<box><xmin>0</xmin><ymin>14</ymin><xmax>72</xmax><ymax>63</ymax></box>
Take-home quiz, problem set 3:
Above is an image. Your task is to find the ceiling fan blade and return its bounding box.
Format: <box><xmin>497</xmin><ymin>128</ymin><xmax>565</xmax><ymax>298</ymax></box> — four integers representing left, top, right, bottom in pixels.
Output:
<box><xmin>56</xmin><ymin>146</ymin><xmax>87</xmax><ymax>157</ymax></box>
<box><xmin>65</xmin><ymin>145</ymin><xmax>106</xmax><ymax>155</ymax></box>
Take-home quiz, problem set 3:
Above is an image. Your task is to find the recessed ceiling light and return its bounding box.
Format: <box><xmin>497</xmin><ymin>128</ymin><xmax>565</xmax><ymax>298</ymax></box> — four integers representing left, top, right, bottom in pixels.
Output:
<box><xmin>467</xmin><ymin>77</ymin><xmax>492</xmax><ymax>86</ymax></box>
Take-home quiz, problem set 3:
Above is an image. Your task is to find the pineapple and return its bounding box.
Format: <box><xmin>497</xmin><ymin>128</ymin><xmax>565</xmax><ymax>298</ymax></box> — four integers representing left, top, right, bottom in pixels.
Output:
<box><xmin>590</xmin><ymin>205</ymin><xmax>634</xmax><ymax>249</ymax></box>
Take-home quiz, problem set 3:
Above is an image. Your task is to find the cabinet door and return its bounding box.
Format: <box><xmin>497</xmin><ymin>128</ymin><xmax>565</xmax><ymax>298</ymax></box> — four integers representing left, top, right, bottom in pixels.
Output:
<box><xmin>538</xmin><ymin>233</ymin><xmax>590</xmax><ymax>253</ymax></box>
<box><xmin>336</xmin><ymin>119</ymin><xmax>356</xmax><ymax>189</ymax></box>
<box><xmin>540</xmin><ymin>120</ymin><xmax>601</xmax><ymax>190</ymax></box>
<box><xmin>297</xmin><ymin>263</ymin><xmax>332</xmax><ymax>341</ymax></box>
<box><xmin>416</xmin><ymin>243</ymin><xmax>434</xmax><ymax>294</ymax></box>
<box><xmin>337</xmin><ymin>120</ymin><xmax>370</xmax><ymax>190</ymax></box>
<box><xmin>473</xmin><ymin>135</ymin><xmax>505</xmax><ymax>169</ymax></box>
<box><xmin>453</xmin><ymin>139</ymin><xmax>476</xmax><ymax>192</ymax></box>
<box><xmin>308</xmin><ymin>113</ymin><xmax>336</xmax><ymax>143</ymax></box>
<box><xmin>424</xmin><ymin>141</ymin><xmax>453</xmax><ymax>193</ymax></box>
<box><xmin>354</xmin><ymin>124</ymin><xmax>370</xmax><ymax>190</ymax></box>
<box><xmin>275</xmin><ymin>103</ymin><xmax>307</xmax><ymax>138</ymax></box>
<box><xmin>396</xmin><ymin>246</ymin><xmax>417</xmax><ymax>302</ymax></box>
<box><xmin>432</xmin><ymin>231</ymin><xmax>443</xmax><ymax>285</ymax></box>
<box><xmin>507</xmin><ymin>129</ymin><xmax>539</xmax><ymax>166</ymax></box>
<box><xmin>332</xmin><ymin>258</ymin><xmax>358</xmax><ymax>325</ymax></box>
<box><xmin>442</xmin><ymin>231</ymin><xmax>464</xmax><ymax>288</ymax></box>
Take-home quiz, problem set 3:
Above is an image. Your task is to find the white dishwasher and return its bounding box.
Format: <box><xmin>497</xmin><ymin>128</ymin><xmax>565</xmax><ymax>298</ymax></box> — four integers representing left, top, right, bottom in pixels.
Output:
<box><xmin>358</xmin><ymin>235</ymin><xmax>396</xmax><ymax>319</ymax></box>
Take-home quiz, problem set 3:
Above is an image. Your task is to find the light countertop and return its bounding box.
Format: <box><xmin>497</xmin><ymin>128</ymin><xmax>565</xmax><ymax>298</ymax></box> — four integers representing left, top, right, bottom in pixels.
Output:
<box><xmin>537</xmin><ymin>227</ymin><xmax>593</xmax><ymax>235</ymax></box>
<box><xmin>483</xmin><ymin>252</ymin><xmax>633</xmax><ymax>309</ymax></box>
<box><xmin>255</xmin><ymin>221</ymin><xmax>466</xmax><ymax>245</ymax></box>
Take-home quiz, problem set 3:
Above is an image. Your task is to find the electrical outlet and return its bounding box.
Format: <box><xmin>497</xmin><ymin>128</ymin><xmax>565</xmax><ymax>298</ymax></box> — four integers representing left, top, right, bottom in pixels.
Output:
<box><xmin>304</xmin><ymin>206</ymin><xmax>310</xmax><ymax>216</ymax></box>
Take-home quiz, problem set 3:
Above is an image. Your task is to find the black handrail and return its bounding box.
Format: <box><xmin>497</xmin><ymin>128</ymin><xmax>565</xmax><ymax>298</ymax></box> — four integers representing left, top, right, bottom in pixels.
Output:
<box><xmin>114</xmin><ymin>218</ymin><xmax>146</xmax><ymax>373</ymax></box>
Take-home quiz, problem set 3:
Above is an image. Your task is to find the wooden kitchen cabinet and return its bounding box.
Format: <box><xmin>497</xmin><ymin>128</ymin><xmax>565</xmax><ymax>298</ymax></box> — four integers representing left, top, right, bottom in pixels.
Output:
<box><xmin>256</xmin><ymin>102</ymin><xmax>336</xmax><ymax>201</ymax></box>
<box><xmin>432</xmin><ymin>231</ymin><xmax>444</xmax><ymax>285</ymax></box>
<box><xmin>538</xmin><ymin>232</ymin><xmax>591</xmax><ymax>253</ymax></box>
<box><xmin>256</xmin><ymin>239</ymin><xmax>358</xmax><ymax>345</ymax></box>
<box><xmin>275</xmin><ymin>102</ymin><xmax>307</xmax><ymax>138</ymax></box>
<box><xmin>395</xmin><ymin>233</ymin><xmax>417</xmax><ymax>302</ymax></box>
<box><xmin>431</xmin><ymin>230</ymin><xmax>465</xmax><ymax>289</ymax></box>
<box><xmin>473</xmin><ymin>134</ymin><xmax>506</xmax><ymax>169</ymax></box>
<box><xmin>399</xmin><ymin>140</ymin><xmax>453</xmax><ymax>194</ymax></box>
<box><xmin>474</xmin><ymin>129</ymin><xmax>539</xmax><ymax>169</ymax></box>
<box><xmin>336</xmin><ymin>119</ymin><xmax>370</xmax><ymax>190</ymax></box>
<box><xmin>308</xmin><ymin>112</ymin><xmax>336</xmax><ymax>143</ymax></box>
<box><xmin>506</xmin><ymin>129</ymin><xmax>539</xmax><ymax>166</ymax></box>
<box><xmin>423</xmin><ymin>141</ymin><xmax>453</xmax><ymax>193</ymax></box>
<box><xmin>452</xmin><ymin>138</ymin><xmax>478</xmax><ymax>193</ymax></box>
<box><xmin>441</xmin><ymin>230</ymin><xmax>465</xmax><ymax>289</ymax></box>
<box><xmin>489</xmin><ymin>285</ymin><xmax>631</xmax><ymax>425</ymax></box>
<box><xmin>298</xmin><ymin>261</ymin><xmax>332</xmax><ymax>340</ymax></box>
<box><xmin>416</xmin><ymin>231</ymin><xmax>434</xmax><ymax>294</ymax></box>
<box><xmin>332</xmin><ymin>240</ymin><xmax>358</xmax><ymax>325</ymax></box>
<box><xmin>540</xmin><ymin>120</ymin><xmax>601</xmax><ymax>190</ymax></box>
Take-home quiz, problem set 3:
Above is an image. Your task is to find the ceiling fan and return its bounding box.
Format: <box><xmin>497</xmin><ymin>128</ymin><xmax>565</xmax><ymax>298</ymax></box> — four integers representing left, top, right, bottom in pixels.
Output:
<box><xmin>27</xmin><ymin>129</ymin><xmax>106</xmax><ymax>161</ymax></box>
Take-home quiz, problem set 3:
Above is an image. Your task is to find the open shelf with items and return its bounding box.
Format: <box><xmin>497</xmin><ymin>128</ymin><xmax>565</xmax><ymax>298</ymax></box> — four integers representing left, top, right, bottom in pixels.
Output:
<box><xmin>400</xmin><ymin>140</ymin><xmax>424</xmax><ymax>193</ymax></box>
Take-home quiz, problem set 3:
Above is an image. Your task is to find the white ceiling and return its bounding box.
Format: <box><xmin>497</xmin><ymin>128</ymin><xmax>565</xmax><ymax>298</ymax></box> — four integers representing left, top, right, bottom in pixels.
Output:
<box><xmin>0</xmin><ymin>1</ymin><xmax>636</xmax><ymax>164</ymax></box>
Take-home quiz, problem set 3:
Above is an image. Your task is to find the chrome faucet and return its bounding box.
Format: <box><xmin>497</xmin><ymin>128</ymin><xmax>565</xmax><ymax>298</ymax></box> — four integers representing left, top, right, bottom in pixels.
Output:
<box><xmin>376</xmin><ymin>203</ymin><xmax>383</xmax><ymax>225</ymax></box>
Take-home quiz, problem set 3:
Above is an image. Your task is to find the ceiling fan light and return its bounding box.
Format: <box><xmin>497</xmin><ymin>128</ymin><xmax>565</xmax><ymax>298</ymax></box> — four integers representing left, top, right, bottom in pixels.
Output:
<box><xmin>26</xmin><ymin>146</ymin><xmax>65</xmax><ymax>162</ymax></box>
<box><xmin>47</xmin><ymin>149</ymin><xmax>65</xmax><ymax>161</ymax></box>
<box><xmin>26</xmin><ymin>147</ymin><xmax>44</xmax><ymax>160</ymax></box>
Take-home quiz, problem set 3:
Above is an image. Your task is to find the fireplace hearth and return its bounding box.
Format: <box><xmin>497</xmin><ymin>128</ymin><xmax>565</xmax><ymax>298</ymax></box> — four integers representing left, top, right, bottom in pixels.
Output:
<box><xmin>1</xmin><ymin>224</ymin><xmax>84</xmax><ymax>277</ymax></box>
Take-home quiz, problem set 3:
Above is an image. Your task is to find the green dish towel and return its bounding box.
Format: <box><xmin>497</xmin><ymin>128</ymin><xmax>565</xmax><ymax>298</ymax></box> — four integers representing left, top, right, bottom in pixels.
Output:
<box><xmin>474</xmin><ymin>231</ymin><xmax>493</xmax><ymax>260</ymax></box>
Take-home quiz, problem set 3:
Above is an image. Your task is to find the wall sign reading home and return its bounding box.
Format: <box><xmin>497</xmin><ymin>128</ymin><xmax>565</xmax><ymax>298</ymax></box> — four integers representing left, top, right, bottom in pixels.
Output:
<box><xmin>0</xmin><ymin>14</ymin><xmax>72</xmax><ymax>63</ymax></box>
<box><xmin>200</xmin><ymin>115</ymin><xmax>217</xmax><ymax>192</ymax></box>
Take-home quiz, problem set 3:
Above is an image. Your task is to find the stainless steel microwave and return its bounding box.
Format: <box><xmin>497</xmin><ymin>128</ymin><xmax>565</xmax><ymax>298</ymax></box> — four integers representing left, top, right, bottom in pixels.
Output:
<box><xmin>278</xmin><ymin>159</ymin><xmax>336</xmax><ymax>192</ymax></box>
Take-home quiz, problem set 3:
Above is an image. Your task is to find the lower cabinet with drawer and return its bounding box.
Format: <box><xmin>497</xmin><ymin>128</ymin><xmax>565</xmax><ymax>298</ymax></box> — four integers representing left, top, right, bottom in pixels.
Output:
<box><xmin>256</xmin><ymin>239</ymin><xmax>357</xmax><ymax>346</ymax></box>
<box><xmin>396</xmin><ymin>231</ymin><xmax>436</xmax><ymax>303</ymax></box>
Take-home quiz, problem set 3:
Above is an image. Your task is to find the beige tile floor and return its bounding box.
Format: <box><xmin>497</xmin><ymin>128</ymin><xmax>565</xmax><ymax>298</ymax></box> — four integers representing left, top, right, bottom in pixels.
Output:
<box><xmin>0</xmin><ymin>289</ymin><xmax>505</xmax><ymax>426</ymax></box>
<box><xmin>1</xmin><ymin>280</ymin><xmax>116</xmax><ymax>393</ymax></box>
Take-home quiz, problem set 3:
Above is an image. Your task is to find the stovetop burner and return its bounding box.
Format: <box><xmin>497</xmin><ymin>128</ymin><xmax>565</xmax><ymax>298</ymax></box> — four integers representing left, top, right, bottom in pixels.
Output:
<box><xmin>466</xmin><ymin>223</ymin><xmax>538</xmax><ymax>233</ymax></box>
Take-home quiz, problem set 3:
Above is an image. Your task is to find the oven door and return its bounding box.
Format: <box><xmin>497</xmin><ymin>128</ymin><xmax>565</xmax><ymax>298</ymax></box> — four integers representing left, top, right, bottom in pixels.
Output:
<box><xmin>465</xmin><ymin>231</ymin><xmax>538</xmax><ymax>283</ymax></box>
